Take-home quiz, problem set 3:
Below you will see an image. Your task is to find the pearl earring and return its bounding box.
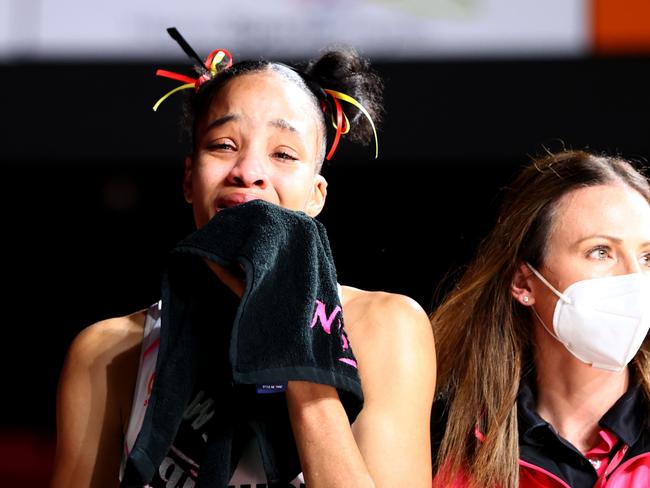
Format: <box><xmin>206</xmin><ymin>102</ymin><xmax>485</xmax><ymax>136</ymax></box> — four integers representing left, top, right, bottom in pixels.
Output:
<box><xmin>523</xmin><ymin>296</ymin><xmax>529</xmax><ymax>303</ymax></box>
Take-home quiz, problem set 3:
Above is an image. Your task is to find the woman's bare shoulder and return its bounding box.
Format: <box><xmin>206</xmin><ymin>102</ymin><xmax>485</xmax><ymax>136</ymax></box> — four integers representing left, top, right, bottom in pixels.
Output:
<box><xmin>53</xmin><ymin>310</ymin><xmax>148</xmax><ymax>487</ymax></box>
<box><xmin>339</xmin><ymin>285</ymin><xmax>436</xmax><ymax>444</ymax></box>
<box><xmin>61</xmin><ymin>310</ymin><xmax>148</xmax><ymax>418</ymax></box>
<box><xmin>340</xmin><ymin>285</ymin><xmax>430</xmax><ymax>332</ymax></box>
<box><xmin>67</xmin><ymin>310</ymin><xmax>147</xmax><ymax>366</ymax></box>
<box><xmin>340</xmin><ymin>284</ymin><xmax>434</xmax><ymax>367</ymax></box>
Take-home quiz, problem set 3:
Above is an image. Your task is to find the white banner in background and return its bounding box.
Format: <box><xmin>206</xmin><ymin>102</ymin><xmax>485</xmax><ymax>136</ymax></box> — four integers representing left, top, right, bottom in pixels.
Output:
<box><xmin>1</xmin><ymin>0</ymin><xmax>588</xmax><ymax>60</ymax></box>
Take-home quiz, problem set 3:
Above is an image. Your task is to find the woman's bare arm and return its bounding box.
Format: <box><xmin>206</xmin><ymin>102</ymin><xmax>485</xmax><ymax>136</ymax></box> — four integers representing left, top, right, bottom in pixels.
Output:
<box><xmin>287</xmin><ymin>292</ymin><xmax>436</xmax><ymax>487</ymax></box>
<box><xmin>51</xmin><ymin>314</ymin><xmax>144</xmax><ymax>488</ymax></box>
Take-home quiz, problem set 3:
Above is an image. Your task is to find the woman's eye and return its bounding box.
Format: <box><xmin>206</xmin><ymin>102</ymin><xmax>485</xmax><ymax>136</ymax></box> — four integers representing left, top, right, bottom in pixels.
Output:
<box><xmin>207</xmin><ymin>141</ymin><xmax>236</xmax><ymax>151</ymax></box>
<box><xmin>587</xmin><ymin>246</ymin><xmax>611</xmax><ymax>260</ymax></box>
<box><xmin>273</xmin><ymin>150</ymin><xmax>298</xmax><ymax>161</ymax></box>
<box><xmin>641</xmin><ymin>253</ymin><xmax>650</xmax><ymax>268</ymax></box>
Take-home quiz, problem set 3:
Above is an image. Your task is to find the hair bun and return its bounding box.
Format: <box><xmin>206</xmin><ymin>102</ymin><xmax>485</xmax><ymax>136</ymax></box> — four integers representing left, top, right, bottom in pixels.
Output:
<box><xmin>306</xmin><ymin>48</ymin><xmax>384</xmax><ymax>146</ymax></box>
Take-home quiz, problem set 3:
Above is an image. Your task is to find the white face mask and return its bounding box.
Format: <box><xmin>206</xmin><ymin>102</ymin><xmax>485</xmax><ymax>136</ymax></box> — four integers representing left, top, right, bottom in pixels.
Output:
<box><xmin>526</xmin><ymin>263</ymin><xmax>650</xmax><ymax>372</ymax></box>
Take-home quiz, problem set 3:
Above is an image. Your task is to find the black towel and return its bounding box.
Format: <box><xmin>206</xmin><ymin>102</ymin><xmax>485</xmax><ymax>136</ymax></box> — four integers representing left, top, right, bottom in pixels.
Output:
<box><xmin>122</xmin><ymin>199</ymin><xmax>363</xmax><ymax>487</ymax></box>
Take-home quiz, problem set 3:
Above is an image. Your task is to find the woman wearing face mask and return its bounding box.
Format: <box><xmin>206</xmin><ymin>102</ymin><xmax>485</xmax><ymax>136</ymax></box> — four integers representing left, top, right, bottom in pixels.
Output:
<box><xmin>51</xmin><ymin>31</ymin><xmax>435</xmax><ymax>488</ymax></box>
<box><xmin>430</xmin><ymin>150</ymin><xmax>650</xmax><ymax>488</ymax></box>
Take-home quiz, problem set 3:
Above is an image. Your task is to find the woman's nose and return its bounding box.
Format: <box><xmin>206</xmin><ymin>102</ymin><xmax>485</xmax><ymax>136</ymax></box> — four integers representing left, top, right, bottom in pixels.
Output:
<box><xmin>621</xmin><ymin>251</ymin><xmax>644</xmax><ymax>275</ymax></box>
<box><xmin>226</xmin><ymin>151</ymin><xmax>268</xmax><ymax>188</ymax></box>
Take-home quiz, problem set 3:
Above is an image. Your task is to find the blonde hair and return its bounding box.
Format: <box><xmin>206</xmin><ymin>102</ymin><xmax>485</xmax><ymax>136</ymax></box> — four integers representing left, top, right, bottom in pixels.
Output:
<box><xmin>431</xmin><ymin>150</ymin><xmax>650</xmax><ymax>487</ymax></box>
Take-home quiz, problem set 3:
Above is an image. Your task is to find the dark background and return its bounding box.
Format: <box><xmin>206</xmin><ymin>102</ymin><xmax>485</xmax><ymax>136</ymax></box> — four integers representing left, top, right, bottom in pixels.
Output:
<box><xmin>2</xmin><ymin>55</ymin><xmax>650</xmax><ymax>483</ymax></box>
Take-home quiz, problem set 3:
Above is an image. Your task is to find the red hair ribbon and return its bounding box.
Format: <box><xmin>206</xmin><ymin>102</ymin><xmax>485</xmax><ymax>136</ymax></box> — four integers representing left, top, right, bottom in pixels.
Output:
<box><xmin>153</xmin><ymin>48</ymin><xmax>233</xmax><ymax>111</ymax></box>
<box><xmin>323</xmin><ymin>89</ymin><xmax>378</xmax><ymax>160</ymax></box>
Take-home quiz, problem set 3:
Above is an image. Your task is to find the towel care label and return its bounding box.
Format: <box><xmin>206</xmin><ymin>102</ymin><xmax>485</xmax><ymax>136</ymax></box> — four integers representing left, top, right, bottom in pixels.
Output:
<box><xmin>256</xmin><ymin>383</ymin><xmax>288</xmax><ymax>394</ymax></box>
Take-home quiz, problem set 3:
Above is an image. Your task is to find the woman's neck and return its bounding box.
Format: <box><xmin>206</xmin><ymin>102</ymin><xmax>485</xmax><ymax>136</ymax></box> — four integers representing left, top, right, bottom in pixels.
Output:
<box><xmin>533</xmin><ymin>326</ymin><xmax>629</xmax><ymax>453</ymax></box>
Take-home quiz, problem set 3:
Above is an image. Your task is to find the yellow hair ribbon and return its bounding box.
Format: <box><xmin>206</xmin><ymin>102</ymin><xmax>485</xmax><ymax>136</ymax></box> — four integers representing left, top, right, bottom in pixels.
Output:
<box><xmin>324</xmin><ymin>89</ymin><xmax>379</xmax><ymax>158</ymax></box>
<box><xmin>210</xmin><ymin>50</ymin><xmax>226</xmax><ymax>76</ymax></box>
<box><xmin>153</xmin><ymin>83</ymin><xmax>194</xmax><ymax>111</ymax></box>
<box><xmin>329</xmin><ymin>110</ymin><xmax>350</xmax><ymax>134</ymax></box>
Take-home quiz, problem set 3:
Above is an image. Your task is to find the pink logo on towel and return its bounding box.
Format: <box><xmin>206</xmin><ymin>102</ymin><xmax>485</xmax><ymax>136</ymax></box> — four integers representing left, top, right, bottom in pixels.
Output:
<box><xmin>339</xmin><ymin>357</ymin><xmax>357</xmax><ymax>368</ymax></box>
<box><xmin>310</xmin><ymin>299</ymin><xmax>357</xmax><ymax>368</ymax></box>
<box><xmin>310</xmin><ymin>300</ymin><xmax>342</xmax><ymax>334</ymax></box>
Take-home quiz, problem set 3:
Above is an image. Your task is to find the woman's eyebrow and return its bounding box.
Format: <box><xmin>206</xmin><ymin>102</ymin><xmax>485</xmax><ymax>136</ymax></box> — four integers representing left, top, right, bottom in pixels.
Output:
<box><xmin>571</xmin><ymin>234</ymin><xmax>623</xmax><ymax>249</ymax></box>
<box><xmin>269</xmin><ymin>118</ymin><xmax>299</xmax><ymax>134</ymax></box>
<box><xmin>570</xmin><ymin>234</ymin><xmax>650</xmax><ymax>249</ymax></box>
<box><xmin>205</xmin><ymin>113</ymin><xmax>239</xmax><ymax>131</ymax></box>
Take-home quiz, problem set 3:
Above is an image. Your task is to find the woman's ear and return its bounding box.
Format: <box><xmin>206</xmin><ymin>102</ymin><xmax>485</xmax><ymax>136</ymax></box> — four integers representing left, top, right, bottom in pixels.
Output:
<box><xmin>183</xmin><ymin>156</ymin><xmax>193</xmax><ymax>204</ymax></box>
<box><xmin>305</xmin><ymin>175</ymin><xmax>328</xmax><ymax>217</ymax></box>
<box><xmin>511</xmin><ymin>262</ymin><xmax>536</xmax><ymax>306</ymax></box>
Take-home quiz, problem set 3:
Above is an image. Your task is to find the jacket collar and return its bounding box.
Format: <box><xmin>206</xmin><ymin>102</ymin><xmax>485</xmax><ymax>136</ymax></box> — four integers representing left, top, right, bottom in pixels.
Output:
<box><xmin>518</xmin><ymin>376</ymin><xmax>646</xmax><ymax>448</ymax></box>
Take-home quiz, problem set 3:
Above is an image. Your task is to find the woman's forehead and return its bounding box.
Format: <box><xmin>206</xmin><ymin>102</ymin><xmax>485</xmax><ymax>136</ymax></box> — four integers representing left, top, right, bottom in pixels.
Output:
<box><xmin>209</xmin><ymin>70</ymin><xmax>316</xmax><ymax>118</ymax></box>
<box><xmin>197</xmin><ymin>70</ymin><xmax>323</xmax><ymax>151</ymax></box>
<box><xmin>551</xmin><ymin>184</ymin><xmax>650</xmax><ymax>244</ymax></box>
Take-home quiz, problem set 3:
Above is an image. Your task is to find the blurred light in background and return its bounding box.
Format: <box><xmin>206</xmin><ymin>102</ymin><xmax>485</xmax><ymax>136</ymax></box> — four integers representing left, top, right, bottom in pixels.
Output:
<box><xmin>2</xmin><ymin>0</ymin><xmax>589</xmax><ymax>60</ymax></box>
<box><xmin>0</xmin><ymin>431</ymin><xmax>54</xmax><ymax>487</ymax></box>
<box><xmin>594</xmin><ymin>0</ymin><xmax>650</xmax><ymax>54</ymax></box>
